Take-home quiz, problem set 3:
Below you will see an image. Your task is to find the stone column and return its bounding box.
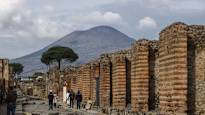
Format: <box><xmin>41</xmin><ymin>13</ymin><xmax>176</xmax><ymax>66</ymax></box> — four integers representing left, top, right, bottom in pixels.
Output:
<box><xmin>76</xmin><ymin>69</ymin><xmax>83</xmax><ymax>93</ymax></box>
<box><xmin>194</xmin><ymin>44</ymin><xmax>205</xmax><ymax>114</ymax></box>
<box><xmin>70</xmin><ymin>72</ymin><xmax>77</xmax><ymax>93</ymax></box>
<box><xmin>90</xmin><ymin>62</ymin><xmax>100</xmax><ymax>103</ymax></box>
<box><xmin>82</xmin><ymin>65</ymin><xmax>91</xmax><ymax>102</ymax></box>
<box><xmin>131</xmin><ymin>39</ymin><xmax>149</xmax><ymax>112</ymax></box>
<box><xmin>99</xmin><ymin>56</ymin><xmax>111</xmax><ymax>108</ymax></box>
<box><xmin>112</xmin><ymin>55</ymin><xmax>126</xmax><ymax>110</ymax></box>
<box><xmin>158</xmin><ymin>23</ymin><xmax>188</xmax><ymax>114</ymax></box>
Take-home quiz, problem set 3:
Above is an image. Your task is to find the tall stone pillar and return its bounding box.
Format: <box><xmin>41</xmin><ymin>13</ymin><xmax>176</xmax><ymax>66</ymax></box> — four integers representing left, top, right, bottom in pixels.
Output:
<box><xmin>158</xmin><ymin>22</ymin><xmax>188</xmax><ymax>114</ymax></box>
<box><xmin>112</xmin><ymin>55</ymin><xmax>126</xmax><ymax>110</ymax></box>
<box><xmin>99</xmin><ymin>55</ymin><xmax>111</xmax><ymax>108</ymax></box>
<box><xmin>82</xmin><ymin>65</ymin><xmax>91</xmax><ymax>101</ymax></box>
<box><xmin>76</xmin><ymin>69</ymin><xmax>83</xmax><ymax>93</ymax></box>
<box><xmin>186</xmin><ymin>25</ymin><xmax>205</xmax><ymax>114</ymax></box>
<box><xmin>90</xmin><ymin>62</ymin><xmax>100</xmax><ymax>103</ymax></box>
<box><xmin>70</xmin><ymin>70</ymin><xmax>78</xmax><ymax>93</ymax></box>
<box><xmin>131</xmin><ymin>39</ymin><xmax>149</xmax><ymax>112</ymax></box>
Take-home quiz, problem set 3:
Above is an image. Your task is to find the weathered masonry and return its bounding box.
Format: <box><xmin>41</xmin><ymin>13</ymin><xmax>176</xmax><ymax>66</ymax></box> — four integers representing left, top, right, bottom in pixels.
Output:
<box><xmin>63</xmin><ymin>22</ymin><xmax>205</xmax><ymax>114</ymax></box>
<box><xmin>0</xmin><ymin>59</ymin><xmax>10</xmax><ymax>90</ymax></box>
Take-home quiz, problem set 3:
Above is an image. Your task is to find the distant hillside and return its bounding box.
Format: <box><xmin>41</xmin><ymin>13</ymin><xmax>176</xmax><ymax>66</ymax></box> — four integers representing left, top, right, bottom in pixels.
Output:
<box><xmin>12</xmin><ymin>26</ymin><xmax>135</xmax><ymax>76</ymax></box>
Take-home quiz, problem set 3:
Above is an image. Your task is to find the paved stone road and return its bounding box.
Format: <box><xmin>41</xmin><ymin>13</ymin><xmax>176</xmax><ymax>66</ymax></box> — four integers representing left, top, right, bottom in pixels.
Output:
<box><xmin>15</xmin><ymin>96</ymin><xmax>105</xmax><ymax>115</ymax></box>
<box><xmin>0</xmin><ymin>104</ymin><xmax>7</xmax><ymax>115</ymax></box>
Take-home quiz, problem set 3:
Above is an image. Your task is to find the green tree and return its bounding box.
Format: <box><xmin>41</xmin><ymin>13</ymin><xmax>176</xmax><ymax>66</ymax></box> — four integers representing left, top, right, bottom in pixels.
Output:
<box><xmin>41</xmin><ymin>46</ymin><xmax>78</xmax><ymax>70</ymax></box>
<box><xmin>9</xmin><ymin>63</ymin><xmax>24</xmax><ymax>76</ymax></box>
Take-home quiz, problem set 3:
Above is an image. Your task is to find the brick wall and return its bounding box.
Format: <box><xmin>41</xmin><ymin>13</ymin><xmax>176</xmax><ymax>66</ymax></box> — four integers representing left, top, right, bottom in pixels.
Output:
<box><xmin>81</xmin><ymin>65</ymin><xmax>91</xmax><ymax>102</ymax></box>
<box><xmin>158</xmin><ymin>22</ymin><xmax>188</xmax><ymax>114</ymax></box>
<box><xmin>131</xmin><ymin>39</ymin><xmax>149</xmax><ymax>112</ymax></box>
<box><xmin>59</xmin><ymin>22</ymin><xmax>205</xmax><ymax>115</ymax></box>
<box><xmin>99</xmin><ymin>55</ymin><xmax>111</xmax><ymax>108</ymax></box>
<box><xmin>187</xmin><ymin>25</ymin><xmax>205</xmax><ymax>115</ymax></box>
<box><xmin>112</xmin><ymin>55</ymin><xmax>126</xmax><ymax>110</ymax></box>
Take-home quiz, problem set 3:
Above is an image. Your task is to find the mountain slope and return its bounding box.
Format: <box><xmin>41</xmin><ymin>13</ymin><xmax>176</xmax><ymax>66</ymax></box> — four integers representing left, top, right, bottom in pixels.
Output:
<box><xmin>12</xmin><ymin>26</ymin><xmax>135</xmax><ymax>75</ymax></box>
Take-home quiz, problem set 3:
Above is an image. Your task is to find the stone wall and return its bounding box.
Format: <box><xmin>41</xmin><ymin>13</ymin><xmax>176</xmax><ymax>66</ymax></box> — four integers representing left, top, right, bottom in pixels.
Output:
<box><xmin>111</xmin><ymin>54</ymin><xmax>127</xmax><ymax>110</ymax></box>
<box><xmin>0</xmin><ymin>59</ymin><xmax>10</xmax><ymax>90</ymax></box>
<box><xmin>50</xmin><ymin>22</ymin><xmax>205</xmax><ymax>115</ymax></box>
<box><xmin>81</xmin><ymin>65</ymin><xmax>91</xmax><ymax>102</ymax></box>
<box><xmin>187</xmin><ymin>25</ymin><xmax>205</xmax><ymax>115</ymax></box>
<box><xmin>131</xmin><ymin>39</ymin><xmax>150</xmax><ymax>112</ymax></box>
<box><xmin>158</xmin><ymin>22</ymin><xmax>188</xmax><ymax>114</ymax></box>
<box><xmin>99</xmin><ymin>55</ymin><xmax>111</xmax><ymax>108</ymax></box>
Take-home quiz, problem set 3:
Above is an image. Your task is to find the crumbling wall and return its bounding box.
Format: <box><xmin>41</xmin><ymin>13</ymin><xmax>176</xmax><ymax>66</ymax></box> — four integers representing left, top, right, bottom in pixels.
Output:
<box><xmin>187</xmin><ymin>25</ymin><xmax>205</xmax><ymax>115</ymax></box>
<box><xmin>111</xmin><ymin>54</ymin><xmax>127</xmax><ymax>110</ymax></box>
<box><xmin>158</xmin><ymin>22</ymin><xmax>188</xmax><ymax>115</ymax></box>
<box><xmin>99</xmin><ymin>55</ymin><xmax>111</xmax><ymax>108</ymax></box>
<box><xmin>0</xmin><ymin>59</ymin><xmax>9</xmax><ymax>90</ymax></box>
<box><xmin>60</xmin><ymin>22</ymin><xmax>205</xmax><ymax>115</ymax></box>
<box><xmin>131</xmin><ymin>39</ymin><xmax>150</xmax><ymax>112</ymax></box>
<box><xmin>90</xmin><ymin>62</ymin><xmax>100</xmax><ymax>105</ymax></box>
<box><xmin>81</xmin><ymin>65</ymin><xmax>91</xmax><ymax>102</ymax></box>
<box><xmin>149</xmin><ymin>41</ymin><xmax>159</xmax><ymax>111</ymax></box>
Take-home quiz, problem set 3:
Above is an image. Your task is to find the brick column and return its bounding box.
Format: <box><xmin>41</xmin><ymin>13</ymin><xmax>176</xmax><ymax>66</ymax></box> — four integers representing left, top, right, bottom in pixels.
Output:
<box><xmin>112</xmin><ymin>55</ymin><xmax>126</xmax><ymax>110</ymax></box>
<box><xmin>158</xmin><ymin>23</ymin><xmax>188</xmax><ymax>114</ymax></box>
<box><xmin>99</xmin><ymin>56</ymin><xmax>111</xmax><ymax>108</ymax></box>
<box><xmin>90</xmin><ymin>62</ymin><xmax>100</xmax><ymax>103</ymax></box>
<box><xmin>70</xmin><ymin>71</ymin><xmax>78</xmax><ymax>93</ymax></box>
<box><xmin>76</xmin><ymin>69</ymin><xmax>83</xmax><ymax>93</ymax></box>
<box><xmin>131</xmin><ymin>39</ymin><xmax>149</xmax><ymax>112</ymax></box>
<box><xmin>82</xmin><ymin>65</ymin><xmax>91</xmax><ymax>101</ymax></box>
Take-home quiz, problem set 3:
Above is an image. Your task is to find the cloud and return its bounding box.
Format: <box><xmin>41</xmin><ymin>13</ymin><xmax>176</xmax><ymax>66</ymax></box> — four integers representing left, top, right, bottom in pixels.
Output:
<box><xmin>1</xmin><ymin>0</ymin><xmax>205</xmax><ymax>59</ymax></box>
<box><xmin>138</xmin><ymin>17</ymin><xmax>157</xmax><ymax>29</ymax></box>
<box><xmin>71</xmin><ymin>11</ymin><xmax>123</xmax><ymax>25</ymax></box>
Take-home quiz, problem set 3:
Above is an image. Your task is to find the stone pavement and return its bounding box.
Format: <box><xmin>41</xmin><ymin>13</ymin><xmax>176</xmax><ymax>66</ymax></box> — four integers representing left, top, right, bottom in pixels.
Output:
<box><xmin>0</xmin><ymin>104</ymin><xmax>7</xmax><ymax>115</ymax></box>
<box><xmin>15</xmin><ymin>96</ymin><xmax>105</xmax><ymax>115</ymax></box>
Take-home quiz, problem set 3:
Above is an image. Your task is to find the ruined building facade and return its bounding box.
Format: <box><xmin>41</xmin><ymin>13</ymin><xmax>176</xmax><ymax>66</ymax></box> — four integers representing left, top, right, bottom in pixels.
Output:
<box><xmin>60</xmin><ymin>22</ymin><xmax>205</xmax><ymax>114</ymax></box>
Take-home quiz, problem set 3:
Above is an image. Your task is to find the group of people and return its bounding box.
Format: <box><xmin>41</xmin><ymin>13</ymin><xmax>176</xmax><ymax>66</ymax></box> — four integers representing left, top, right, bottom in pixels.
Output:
<box><xmin>47</xmin><ymin>90</ymin><xmax>58</xmax><ymax>110</ymax></box>
<box><xmin>66</xmin><ymin>90</ymin><xmax>82</xmax><ymax>109</ymax></box>
<box><xmin>0</xmin><ymin>86</ymin><xmax>17</xmax><ymax>115</ymax></box>
<box><xmin>66</xmin><ymin>90</ymin><xmax>93</xmax><ymax>110</ymax></box>
<box><xmin>48</xmin><ymin>89</ymin><xmax>93</xmax><ymax>111</ymax></box>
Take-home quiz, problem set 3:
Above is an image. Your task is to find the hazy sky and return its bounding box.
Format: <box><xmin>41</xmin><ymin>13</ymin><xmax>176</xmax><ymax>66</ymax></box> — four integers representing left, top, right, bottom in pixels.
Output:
<box><xmin>0</xmin><ymin>0</ymin><xmax>205</xmax><ymax>59</ymax></box>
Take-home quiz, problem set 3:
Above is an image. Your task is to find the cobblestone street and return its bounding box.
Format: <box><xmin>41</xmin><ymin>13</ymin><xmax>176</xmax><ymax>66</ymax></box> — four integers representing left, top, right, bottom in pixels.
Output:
<box><xmin>14</xmin><ymin>95</ymin><xmax>104</xmax><ymax>115</ymax></box>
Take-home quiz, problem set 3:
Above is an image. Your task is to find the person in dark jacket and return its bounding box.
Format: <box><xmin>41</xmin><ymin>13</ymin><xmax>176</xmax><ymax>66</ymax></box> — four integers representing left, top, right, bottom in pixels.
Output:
<box><xmin>6</xmin><ymin>86</ymin><xmax>17</xmax><ymax>115</ymax></box>
<box><xmin>0</xmin><ymin>86</ymin><xmax>5</xmax><ymax>104</ymax></box>
<box><xmin>75</xmin><ymin>90</ymin><xmax>82</xmax><ymax>109</ymax></box>
<box><xmin>48</xmin><ymin>90</ymin><xmax>54</xmax><ymax>110</ymax></box>
<box><xmin>69</xmin><ymin>89</ymin><xmax>75</xmax><ymax>108</ymax></box>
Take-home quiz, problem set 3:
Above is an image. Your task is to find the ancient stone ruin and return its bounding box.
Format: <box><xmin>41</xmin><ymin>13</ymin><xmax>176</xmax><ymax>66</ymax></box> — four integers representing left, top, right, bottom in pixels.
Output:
<box><xmin>0</xmin><ymin>59</ymin><xmax>10</xmax><ymax>90</ymax></box>
<box><xmin>48</xmin><ymin>22</ymin><xmax>205</xmax><ymax>115</ymax></box>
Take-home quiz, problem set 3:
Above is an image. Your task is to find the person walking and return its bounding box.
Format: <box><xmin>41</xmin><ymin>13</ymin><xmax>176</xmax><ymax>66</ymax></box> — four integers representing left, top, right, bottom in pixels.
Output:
<box><xmin>48</xmin><ymin>90</ymin><xmax>54</xmax><ymax>110</ymax></box>
<box><xmin>6</xmin><ymin>86</ymin><xmax>17</xmax><ymax>115</ymax></box>
<box><xmin>76</xmin><ymin>90</ymin><xmax>82</xmax><ymax>109</ymax></box>
<box><xmin>0</xmin><ymin>86</ymin><xmax>5</xmax><ymax>104</ymax></box>
<box><xmin>69</xmin><ymin>89</ymin><xmax>75</xmax><ymax>108</ymax></box>
<box><xmin>53</xmin><ymin>94</ymin><xmax>57</xmax><ymax>108</ymax></box>
<box><xmin>66</xmin><ymin>90</ymin><xmax>70</xmax><ymax>108</ymax></box>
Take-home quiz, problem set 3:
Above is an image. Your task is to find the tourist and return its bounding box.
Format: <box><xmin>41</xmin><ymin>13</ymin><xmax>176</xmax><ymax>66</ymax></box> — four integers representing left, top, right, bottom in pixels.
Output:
<box><xmin>85</xmin><ymin>98</ymin><xmax>92</xmax><ymax>111</ymax></box>
<box><xmin>53</xmin><ymin>94</ymin><xmax>57</xmax><ymax>108</ymax></box>
<box><xmin>0</xmin><ymin>86</ymin><xmax>5</xmax><ymax>104</ymax></box>
<box><xmin>76</xmin><ymin>90</ymin><xmax>82</xmax><ymax>109</ymax></box>
<box><xmin>69</xmin><ymin>89</ymin><xmax>75</xmax><ymax>108</ymax></box>
<box><xmin>6</xmin><ymin>86</ymin><xmax>17</xmax><ymax>115</ymax></box>
<box><xmin>48</xmin><ymin>90</ymin><xmax>54</xmax><ymax>110</ymax></box>
<box><xmin>66</xmin><ymin>90</ymin><xmax>70</xmax><ymax>108</ymax></box>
